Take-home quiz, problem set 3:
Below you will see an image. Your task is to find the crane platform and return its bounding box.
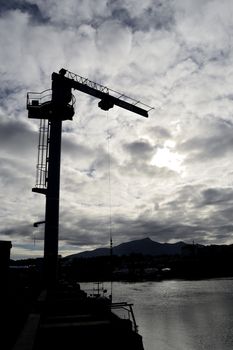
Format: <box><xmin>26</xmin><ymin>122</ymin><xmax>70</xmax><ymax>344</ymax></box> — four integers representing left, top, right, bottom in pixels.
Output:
<box><xmin>27</xmin><ymin>90</ymin><xmax>75</xmax><ymax>121</ymax></box>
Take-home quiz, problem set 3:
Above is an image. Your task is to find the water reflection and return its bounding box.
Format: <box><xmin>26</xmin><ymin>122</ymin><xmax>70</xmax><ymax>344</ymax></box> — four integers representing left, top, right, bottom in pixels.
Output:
<box><xmin>81</xmin><ymin>279</ymin><xmax>233</xmax><ymax>350</ymax></box>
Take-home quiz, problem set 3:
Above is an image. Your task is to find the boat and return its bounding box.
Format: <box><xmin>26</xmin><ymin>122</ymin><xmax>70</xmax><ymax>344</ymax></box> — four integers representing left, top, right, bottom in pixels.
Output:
<box><xmin>12</xmin><ymin>282</ymin><xmax>144</xmax><ymax>350</ymax></box>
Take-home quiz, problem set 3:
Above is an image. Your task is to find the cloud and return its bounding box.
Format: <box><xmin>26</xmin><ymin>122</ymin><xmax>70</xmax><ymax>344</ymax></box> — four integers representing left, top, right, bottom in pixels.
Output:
<box><xmin>201</xmin><ymin>187</ymin><xmax>233</xmax><ymax>206</ymax></box>
<box><xmin>1</xmin><ymin>1</ymin><xmax>233</xmax><ymax>259</ymax></box>
<box><xmin>178</xmin><ymin>118</ymin><xmax>233</xmax><ymax>163</ymax></box>
<box><xmin>145</xmin><ymin>125</ymin><xmax>171</xmax><ymax>141</ymax></box>
<box><xmin>110</xmin><ymin>0</ymin><xmax>175</xmax><ymax>32</ymax></box>
<box><xmin>0</xmin><ymin>0</ymin><xmax>45</xmax><ymax>22</ymax></box>
<box><xmin>24</xmin><ymin>0</ymin><xmax>110</xmax><ymax>27</ymax></box>
<box><xmin>96</xmin><ymin>19</ymin><xmax>132</xmax><ymax>72</ymax></box>
<box><xmin>123</xmin><ymin>139</ymin><xmax>154</xmax><ymax>158</ymax></box>
<box><xmin>175</xmin><ymin>0</ymin><xmax>233</xmax><ymax>56</ymax></box>
<box><xmin>0</xmin><ymin>118</ymin><xmax>36</xmax><ymax>156</ymax></box>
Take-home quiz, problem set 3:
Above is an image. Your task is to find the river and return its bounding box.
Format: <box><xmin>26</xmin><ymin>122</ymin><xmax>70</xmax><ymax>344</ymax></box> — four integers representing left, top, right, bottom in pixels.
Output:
<box><xmin>81</xmin><ymin>279</ymin><xmax>233</xmax><ymax>350</ymax></box>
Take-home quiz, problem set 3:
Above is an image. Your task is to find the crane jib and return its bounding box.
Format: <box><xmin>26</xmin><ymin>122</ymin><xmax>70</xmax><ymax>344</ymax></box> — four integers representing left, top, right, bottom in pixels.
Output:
<box><xmin>51</xmin><ymin>72</ymin><xmax>149</xmax><ymax>118</ymax></box>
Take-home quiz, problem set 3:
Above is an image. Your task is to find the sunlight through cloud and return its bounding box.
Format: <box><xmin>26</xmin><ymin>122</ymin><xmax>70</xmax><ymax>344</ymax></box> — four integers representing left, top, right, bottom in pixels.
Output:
<box><xmin>150</xmin><ymin>141</ymin><xmax>185</xmax><ymax>174</ymax></box>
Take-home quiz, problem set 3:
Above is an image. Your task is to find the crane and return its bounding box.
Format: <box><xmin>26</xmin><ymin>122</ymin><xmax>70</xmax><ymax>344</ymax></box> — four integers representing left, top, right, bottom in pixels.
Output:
<box><xmin>27</xmin><ymin>68</ymin><xmax>153</xmax><ymax>288</ymax></box>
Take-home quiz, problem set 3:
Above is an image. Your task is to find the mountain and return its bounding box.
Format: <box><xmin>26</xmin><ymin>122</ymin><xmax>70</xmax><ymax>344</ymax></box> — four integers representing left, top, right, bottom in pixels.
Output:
<box><xmin>65</xmin><ymin>237</ymin><xmax>187</xmax><ymax>259</ymax></box>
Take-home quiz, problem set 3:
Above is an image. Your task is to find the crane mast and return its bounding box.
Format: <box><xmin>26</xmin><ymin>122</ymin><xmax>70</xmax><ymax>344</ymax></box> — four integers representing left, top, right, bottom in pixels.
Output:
<box><xmin>27</xmin><ymin>69</ymin><xmax>153</xmax><ymax>288</ymax></box>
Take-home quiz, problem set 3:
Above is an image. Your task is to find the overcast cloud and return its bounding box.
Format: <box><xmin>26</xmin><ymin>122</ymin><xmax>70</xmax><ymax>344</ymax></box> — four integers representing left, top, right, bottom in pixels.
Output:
<box><xmin>1</xmin><ymin>0</ymin><xmax>233</xmax><ymax>259</ymax></box>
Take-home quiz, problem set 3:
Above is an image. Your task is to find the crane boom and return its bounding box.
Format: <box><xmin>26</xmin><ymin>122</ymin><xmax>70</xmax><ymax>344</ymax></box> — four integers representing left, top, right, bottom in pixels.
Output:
<box><xmin>52</xmin><ymin>69</ymin><xmax>153</xmax><ymax>118</ymax></box>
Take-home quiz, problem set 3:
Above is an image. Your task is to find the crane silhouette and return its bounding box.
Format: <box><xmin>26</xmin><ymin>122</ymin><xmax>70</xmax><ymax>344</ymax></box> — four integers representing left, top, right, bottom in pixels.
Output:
<box><xmin>27</xmin><ymin>68</ymin><xmax>153</xmax><ymax>288</ymax></box>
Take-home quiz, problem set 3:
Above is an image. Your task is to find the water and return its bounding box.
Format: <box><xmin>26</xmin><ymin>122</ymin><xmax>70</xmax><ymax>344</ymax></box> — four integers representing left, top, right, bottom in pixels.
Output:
<box><xmin>81</xmin><ymin>279</ymin><xmax>233</xmax><ymax>350</ymax></box>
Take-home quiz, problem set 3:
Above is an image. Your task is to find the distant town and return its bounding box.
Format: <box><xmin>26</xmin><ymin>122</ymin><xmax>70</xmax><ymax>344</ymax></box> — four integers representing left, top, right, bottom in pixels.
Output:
<box><xmin>9</xmin><ymin>238</ymin><xmax>233</xmax><ymax>283</ymax></box>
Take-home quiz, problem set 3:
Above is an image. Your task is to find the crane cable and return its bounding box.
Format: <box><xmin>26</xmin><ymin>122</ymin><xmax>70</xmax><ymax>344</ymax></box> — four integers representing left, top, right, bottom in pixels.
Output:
<box><xmin>106</xmin><ymin>110</ymin><xmax>113</xmax><ymax>302</ymax></box>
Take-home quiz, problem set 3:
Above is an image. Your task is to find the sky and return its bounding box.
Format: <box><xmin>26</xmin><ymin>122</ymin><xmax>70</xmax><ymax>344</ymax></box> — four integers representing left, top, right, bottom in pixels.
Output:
<box><xmin>1</xmin><ymin>0</ymin><xmax>233</xmax><ymax>260</ymax></box>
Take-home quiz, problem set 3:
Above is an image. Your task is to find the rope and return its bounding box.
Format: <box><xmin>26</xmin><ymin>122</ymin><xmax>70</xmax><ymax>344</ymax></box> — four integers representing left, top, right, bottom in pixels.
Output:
<box><xmin>106</xmin><ymin>110</ymin><xmax>113</xmax><ymax>302</ymax></box>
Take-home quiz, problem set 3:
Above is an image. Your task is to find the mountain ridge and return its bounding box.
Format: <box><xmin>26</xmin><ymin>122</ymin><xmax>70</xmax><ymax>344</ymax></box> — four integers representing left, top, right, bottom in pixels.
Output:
<box><xmin>65</xmin><ymin>237</ymin><xmax>188</xmax><ymax>259</ymax></box>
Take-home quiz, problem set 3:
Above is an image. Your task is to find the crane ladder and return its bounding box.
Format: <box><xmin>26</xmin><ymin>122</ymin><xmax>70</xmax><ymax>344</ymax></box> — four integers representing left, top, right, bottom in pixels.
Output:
<box><xmin>34</xmin><ymin>119</ymin><xmax>50</xmax><ymax>192</ymax></box>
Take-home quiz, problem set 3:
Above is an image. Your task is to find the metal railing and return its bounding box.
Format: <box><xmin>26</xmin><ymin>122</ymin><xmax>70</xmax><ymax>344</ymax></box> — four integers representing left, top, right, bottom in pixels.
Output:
<box><xmin>27</xmin><ymin>89</ymin><xmax>52</xmax><ymax>107</ymax></box>
<box><xmin>111</xmin><ymin>302</ymin><xmax>138</xmax><ymax>333</ymax></box>
<box><xmin>27</xmin><ymin>89</ymin><xmax>76</xmax><ymax>108</ymax></box>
